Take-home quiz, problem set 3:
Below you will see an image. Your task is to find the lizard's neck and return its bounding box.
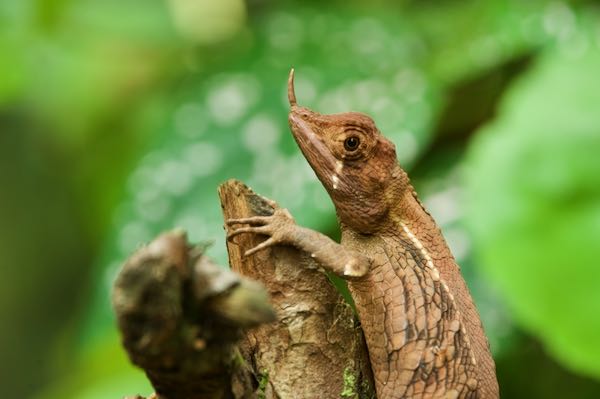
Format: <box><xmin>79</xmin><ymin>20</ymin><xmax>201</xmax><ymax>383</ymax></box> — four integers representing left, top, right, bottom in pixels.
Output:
<box><xmin>389</xmin><ymin>185</ymin><xmax>455</xmax><ymax>261</ymax></box>
<box><xmin>341</xmin><ymin>165</ymin><xmax>443</xmax><ymax>241</ymax></box>
<box><xmin>339</xmin><ymin>174</ymin><xmax>455</xmax><ymax>269</ymax></box>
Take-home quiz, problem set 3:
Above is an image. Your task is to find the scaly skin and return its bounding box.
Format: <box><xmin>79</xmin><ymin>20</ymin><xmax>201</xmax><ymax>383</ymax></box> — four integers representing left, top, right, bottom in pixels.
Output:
<box><xmin>227</xmin><ymin>70</ymin><xmax>499</xmax><ymax>398</ymax></box>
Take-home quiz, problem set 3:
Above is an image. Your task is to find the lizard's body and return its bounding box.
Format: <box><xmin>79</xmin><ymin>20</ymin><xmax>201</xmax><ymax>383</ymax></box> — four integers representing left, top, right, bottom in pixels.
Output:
<box><xmin>343</xmin><ymin>189</ymin><xmax>496</xmax><ymax>398</ymax></box>
<box><xmin>228</xmin><ymin>70</ymin><xmax>499</xmax><ymax>398</ymax></box>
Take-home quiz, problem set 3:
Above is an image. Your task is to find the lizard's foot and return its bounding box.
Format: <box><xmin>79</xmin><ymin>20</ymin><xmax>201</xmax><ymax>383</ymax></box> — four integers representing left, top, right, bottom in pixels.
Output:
<box><xmin>226</xmin><ymin>208</ymin><xmax>296</xmax><ymax>256</ymax></box>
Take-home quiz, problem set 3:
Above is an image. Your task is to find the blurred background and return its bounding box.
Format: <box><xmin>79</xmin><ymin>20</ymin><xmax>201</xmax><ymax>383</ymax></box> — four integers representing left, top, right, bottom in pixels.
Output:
<box><xmin>1</xmin><ymin>0</ymin><xmax>600</xmax><ymax>397</ymax></box>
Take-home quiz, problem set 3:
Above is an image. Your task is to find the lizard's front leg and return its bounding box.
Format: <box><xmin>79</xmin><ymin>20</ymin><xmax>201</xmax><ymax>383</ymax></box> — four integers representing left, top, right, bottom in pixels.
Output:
<box><xmin>226</xmin><ymin>209</ymin><xmax>371</xmax><ymax>280</ymax></box>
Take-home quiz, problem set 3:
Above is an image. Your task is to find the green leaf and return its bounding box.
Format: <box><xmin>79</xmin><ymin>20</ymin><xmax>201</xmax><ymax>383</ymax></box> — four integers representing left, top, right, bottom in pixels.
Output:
<box><xmin>465</xmin><ymin>27</ymin><xmax>600</xmax><ymax>378</ymax></box>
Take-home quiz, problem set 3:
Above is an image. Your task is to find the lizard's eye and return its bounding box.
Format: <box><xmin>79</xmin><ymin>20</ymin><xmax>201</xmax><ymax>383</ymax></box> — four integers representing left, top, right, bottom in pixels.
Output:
<box><xmin>344</xmin><ymin>136</ymin><xmax>360</xmax><ymax>152</ymax></box>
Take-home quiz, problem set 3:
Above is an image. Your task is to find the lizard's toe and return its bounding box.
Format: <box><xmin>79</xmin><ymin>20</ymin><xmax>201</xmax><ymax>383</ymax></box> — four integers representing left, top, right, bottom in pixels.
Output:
<box><xmin>226</xmin><ymin>216</ymin><xmax>272</xmax><ymax>226</ymax></box>
<box><xmin>226</xmin><ymin>225</ymin><xmax>272</xmax><ymax>241</ymax></box>
<box><xmin>244</xmin><ymin>237</ymin><xmax>280</xmax><ymax>257</ymax></box>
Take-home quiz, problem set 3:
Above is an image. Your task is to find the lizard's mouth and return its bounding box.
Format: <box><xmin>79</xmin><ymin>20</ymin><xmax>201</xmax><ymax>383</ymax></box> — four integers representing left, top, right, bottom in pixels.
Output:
<box><xmin>287</xmin><ymin>69</ymin><xmax>348</xmax><ymax>194</ymax></box>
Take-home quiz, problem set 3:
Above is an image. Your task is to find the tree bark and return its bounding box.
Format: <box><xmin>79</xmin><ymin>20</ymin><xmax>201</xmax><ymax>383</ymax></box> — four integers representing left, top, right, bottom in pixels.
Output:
<box><xmin>113</xmin><ymin>179</ymin><xmax>374</xmax><ymax>398</ymax></box>
<box><xmin>219</xmin><ymin>179</ymin><xmax>374</xmax><ymax>399</ymax></box>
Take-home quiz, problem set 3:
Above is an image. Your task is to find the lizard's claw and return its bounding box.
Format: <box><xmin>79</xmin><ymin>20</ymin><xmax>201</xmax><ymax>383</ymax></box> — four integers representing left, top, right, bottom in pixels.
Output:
<box><xmin>226</xmin><ymin>209</ymin><xmax>296</xmax><ymax>257</ymax></box>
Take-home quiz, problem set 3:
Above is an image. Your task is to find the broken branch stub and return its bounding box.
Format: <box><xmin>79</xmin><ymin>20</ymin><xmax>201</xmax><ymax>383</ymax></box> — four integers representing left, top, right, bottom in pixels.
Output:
<box><xmin>112</xmin><ymin>229</ymin><xmax>274</xmax><ymax>399</ymax></box>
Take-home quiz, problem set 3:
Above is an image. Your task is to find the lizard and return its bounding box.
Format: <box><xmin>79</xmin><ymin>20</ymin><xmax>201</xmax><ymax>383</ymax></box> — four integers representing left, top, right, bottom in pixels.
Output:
<box><xmin>227</xmin><ymin>69</ymin><xmax>499</xmax><ymax>398</ymax></box>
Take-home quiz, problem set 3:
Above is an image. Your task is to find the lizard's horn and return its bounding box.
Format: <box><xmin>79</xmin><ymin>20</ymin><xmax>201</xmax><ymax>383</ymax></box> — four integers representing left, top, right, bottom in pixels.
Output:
<box><xmin>288</xmin><ymin>68</ymin><xmax>297</xmax><ymax>106</ymax></box>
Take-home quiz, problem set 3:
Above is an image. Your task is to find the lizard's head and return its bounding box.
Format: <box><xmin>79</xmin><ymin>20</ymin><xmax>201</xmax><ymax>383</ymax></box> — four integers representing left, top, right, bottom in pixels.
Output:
<box><xmin>287</xmin><ymin>69</ymin><xmax>405</xmax><ymax>233</ymax></box>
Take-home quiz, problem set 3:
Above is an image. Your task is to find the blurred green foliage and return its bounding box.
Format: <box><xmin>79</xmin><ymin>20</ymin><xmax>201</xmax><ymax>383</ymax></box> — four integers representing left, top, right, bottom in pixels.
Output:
<box><xmin>466</xmin><ymin>39</ymin><xmax>600</xmax><ymax>378</ymax></box>
<box><xmin>1</xmin><ymin>0</ymin><xmax>600</xmax><ymax>398</ymax></box>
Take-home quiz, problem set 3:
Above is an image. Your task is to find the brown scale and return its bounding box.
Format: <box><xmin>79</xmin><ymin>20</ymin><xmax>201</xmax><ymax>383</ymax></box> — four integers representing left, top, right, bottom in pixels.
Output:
<box><xmin>345</xmin><ymin>231</ymin><xmax>479</xmax><ymax>398</ymax></box>
<box><xmin>227</xmin><ymin>70</ymin><xmax>499</xmax><ymax>399</ymax></box>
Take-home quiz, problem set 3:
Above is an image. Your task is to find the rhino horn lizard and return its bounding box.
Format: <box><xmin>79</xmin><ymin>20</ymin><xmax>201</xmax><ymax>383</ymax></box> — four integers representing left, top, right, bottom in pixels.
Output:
<box><xmin>227</xmin><ymin>69</ymin><xmax>499</xmax><ymax>398</ymax></box>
